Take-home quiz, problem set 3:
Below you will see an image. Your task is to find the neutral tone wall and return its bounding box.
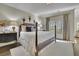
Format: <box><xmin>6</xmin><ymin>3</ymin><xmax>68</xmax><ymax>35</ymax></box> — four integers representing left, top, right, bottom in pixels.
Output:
<box><xmin>68</xmin><ymin>10</ymin><xmax>74</xmax><ymax>40</ymax></box>
<box><xmin>0</xmin><ymin>4</ymin><xmax>34</xmax><ymax>26</ymax></box>
<box><xmin>74</xmin><ymin>8</ymin><xmax>79</xmax><ymax>36</ymax></box>
<box><xmin>38</xmin><ymin>16</ymin><xmax>46</xmax><ymax>30</ymax></box>
<box><xmin>68</xmin><ymin>7</ymin><xmax>79</xmax><ymax>40</ymax></box>
<box><xmin>39</xmin><ymin>10</ymin><xmax>74</xmax><ymax>40</ymax></box>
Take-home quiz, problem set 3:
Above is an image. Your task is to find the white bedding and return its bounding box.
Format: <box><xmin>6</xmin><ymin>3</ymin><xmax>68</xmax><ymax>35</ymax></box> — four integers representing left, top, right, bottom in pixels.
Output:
<box><xmin>19</xmin><ymin>31</ymin><xmax>54</xmax><ymax>44</ymax></box>
<box><xmin>18</xmin><ymin>31</ymin><xmax>54</xmax><ymax>55</ymax></box>
<box><xmin>18</xmin><ymin>31</ymin><xmax>74</xmax><ymax>56</ymax></box>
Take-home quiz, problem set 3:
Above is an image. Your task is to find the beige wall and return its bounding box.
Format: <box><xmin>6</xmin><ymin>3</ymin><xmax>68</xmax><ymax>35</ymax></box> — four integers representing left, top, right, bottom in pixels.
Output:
<box><xmin>0</xmin><ymin>4</ymin><xmax>34</xmax><ymax>26</ymax></box>
<box><xmin>38</xmin><ymin>16</ymin><xmax>46</xmax><ymax>30</ymax></box>
<box><xmin>39</xmin><ymin>10</ymin><xmax>74</xmax><ymax>40</ymax></box>
<box><xmin>74</xmin><ymin>8</ymin><xmax>79</xmax><ymax>35</ymax></box>
<box><xmin>68</xmin><ymin>10</ymin><xmax>74</xmax><ymax>40</ymax></box>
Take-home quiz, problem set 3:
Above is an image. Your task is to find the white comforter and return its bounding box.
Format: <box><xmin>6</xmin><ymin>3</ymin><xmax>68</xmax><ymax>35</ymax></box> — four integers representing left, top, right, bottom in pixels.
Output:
<box><xmin>18</xmin><ymin>31</ymin><xmax>54</xmax><ymax>55</ymax></box>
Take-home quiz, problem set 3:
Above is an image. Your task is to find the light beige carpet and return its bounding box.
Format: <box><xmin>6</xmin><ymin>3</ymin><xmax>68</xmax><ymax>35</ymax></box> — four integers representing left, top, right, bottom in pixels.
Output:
<box><xmin>0</xmin><ymin>51</ymin><xmax>11</xmax><ymax>56</ymax></box>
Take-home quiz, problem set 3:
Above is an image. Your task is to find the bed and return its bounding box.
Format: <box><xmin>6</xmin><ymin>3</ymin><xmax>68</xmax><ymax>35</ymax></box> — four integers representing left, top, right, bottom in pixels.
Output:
<box><xmin>17</xmin><ymin>22</ymin><xmax>56</xmax><ymax>55</ymax></box>
<box><xmin>10</xmin><ymin>41</ymin><xmax>74</xmax><ymax>56</ymax></box>
<box><xmin>18</xmin><ymin>22</ymin><xmax>74</xmax><ymax>56</ymax></box>
<box><xmin>18</xmin><ymin>31</ymin><xmax>55</xmax><ymax>55</ymax></box>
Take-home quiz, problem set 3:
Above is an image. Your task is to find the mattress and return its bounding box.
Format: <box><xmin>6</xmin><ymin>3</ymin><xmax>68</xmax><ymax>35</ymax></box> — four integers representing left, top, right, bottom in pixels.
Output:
<box><xmin>19</xmin><ymin>31</ymin><xmax>54</xmax><ymax>44</ymax></box>
<box><xmin>18</xmin><ymin>31</ymin><xmax>54</xmax><ymax>55</ymax></box>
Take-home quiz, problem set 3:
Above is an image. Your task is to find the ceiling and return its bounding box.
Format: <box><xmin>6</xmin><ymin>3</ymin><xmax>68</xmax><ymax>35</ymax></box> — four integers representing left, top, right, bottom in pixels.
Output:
<box><xmin>4</xmin><ymin>3</ymin><xmax>79</xmax><ymax>15</ymax></box>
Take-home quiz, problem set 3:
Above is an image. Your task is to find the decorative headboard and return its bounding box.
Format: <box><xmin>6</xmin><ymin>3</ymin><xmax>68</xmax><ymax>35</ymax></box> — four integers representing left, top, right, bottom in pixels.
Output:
<box><xmin>18</xmin><ymin>22</ymin><xmax>38</xmax><ymax>56</ymax></box>
<box><xmin>18</xmin><ymin>23</ymin><xmax>35</xmax><ymax>37</ymax></box>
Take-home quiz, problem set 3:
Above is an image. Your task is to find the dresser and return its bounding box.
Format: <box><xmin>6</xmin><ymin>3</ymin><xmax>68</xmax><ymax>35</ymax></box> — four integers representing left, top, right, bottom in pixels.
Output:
<box><xmin>0</xmin><ymin>32</ymin><xmax>17</xmax><ymax>43</ymax></box>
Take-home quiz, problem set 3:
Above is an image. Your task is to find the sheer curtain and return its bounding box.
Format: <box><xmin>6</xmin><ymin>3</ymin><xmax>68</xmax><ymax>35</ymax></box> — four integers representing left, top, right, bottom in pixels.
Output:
<box><xmin>49</xmin><ymin>15</ymin><xmax>64</xmax><ymax>40</ymax></box>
